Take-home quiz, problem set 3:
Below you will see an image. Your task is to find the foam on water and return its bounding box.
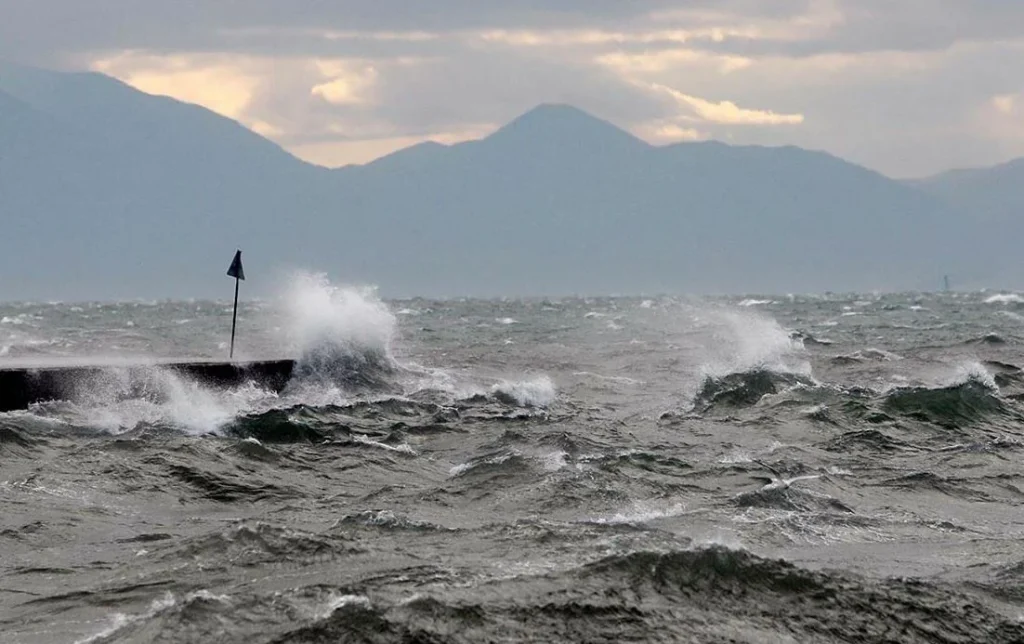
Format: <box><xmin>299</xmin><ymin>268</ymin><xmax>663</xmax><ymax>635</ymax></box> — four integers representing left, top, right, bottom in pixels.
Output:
<box><xmin>313</xmin><ymin>593</ymin><xmax>372</xmax><ymax>620</ymax></box>
<box><xmin>719</xmin><ymin>450</ymin><xmax>754</xmax><ymax>464</ymax></box>
<box><xmin>33</xmin><ymin>368</ymin><xmax>275</xmax><ymax>436</ymax></box>
<box><xmin>352</xmin><ymin>434</ymin><xmax>417</xmax><ymax>455</ymax></box>
<box><xmin>589</xmin><ymin>500</ymin><xmax>688</xmax><ymax>524</ymax></box>
<box><xmin>572</xmin><ymin>371</ymin><xmax>643</xmax><ymax>385</ymax></box>
<box><xmin>538</xmin><ymin>450</ymin><xmax>569</xmax><ymax>471</ymax></box>
<box><xmin>449</xmin><ymin>451</ymin><xmax>518</xmax><ymax>477</ymax></box>
<box><xmin>74</xmin><ymin>592</ymin><xmax>177</xmax><ymax>644</ymax></box>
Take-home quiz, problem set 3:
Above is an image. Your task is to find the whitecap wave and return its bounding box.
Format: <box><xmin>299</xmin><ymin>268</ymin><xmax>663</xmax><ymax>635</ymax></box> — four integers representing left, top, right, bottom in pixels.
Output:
<box><xmin>985</xmin><ymin>293</ymin><xmax>1024</xmax><ymax>305</ymax></box>
<box><xmin>491</xmin><ymin>376</ymin><xmax>556</xmax><ymax>407</ymax></box>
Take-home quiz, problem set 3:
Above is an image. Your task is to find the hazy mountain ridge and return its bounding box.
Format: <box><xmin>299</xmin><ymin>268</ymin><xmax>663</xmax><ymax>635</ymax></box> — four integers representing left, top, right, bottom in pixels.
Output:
<box><xmin>0</xmin><ymin>63</ymin><xmax>1013</xmax><ymax>300</ymax></box>
<box><xmin>911</xmin><ymin>157</ymin><xmax>1024</xmax><ymax>222</ymax></box>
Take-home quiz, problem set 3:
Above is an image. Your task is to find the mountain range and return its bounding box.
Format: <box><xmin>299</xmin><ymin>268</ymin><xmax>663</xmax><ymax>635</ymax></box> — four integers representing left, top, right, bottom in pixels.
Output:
<box><xmin>1</xmin><ymin>61</ymin><xmax>1020</xmax><ymax>301</ymax></box>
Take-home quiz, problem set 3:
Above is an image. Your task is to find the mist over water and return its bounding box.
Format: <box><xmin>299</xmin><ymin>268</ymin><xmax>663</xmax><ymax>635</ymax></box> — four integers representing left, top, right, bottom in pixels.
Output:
<box><xmin>3</xmin><ymin>288</ymin><xmax>1024</xmax><ymax>642</ymax></box>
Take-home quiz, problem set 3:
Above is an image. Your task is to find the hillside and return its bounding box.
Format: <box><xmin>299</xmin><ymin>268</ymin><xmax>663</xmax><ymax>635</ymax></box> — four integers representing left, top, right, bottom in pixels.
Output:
<box><xmin>0</xmin><ymin>64</ymin><xmax>983</xmax><ymax>300</ymax></box>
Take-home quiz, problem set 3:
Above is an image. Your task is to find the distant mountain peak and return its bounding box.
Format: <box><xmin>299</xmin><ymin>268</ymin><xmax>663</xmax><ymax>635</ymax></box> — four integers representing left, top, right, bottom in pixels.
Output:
<box><xmin>514</xmin><ymin>102</ymin><xmax>599</xmax><ymax>122</ymax></box>
<box><xmin>485</xmin><ymin>103</ymin><xmax>647</xmax><ymax>151</ymax></box>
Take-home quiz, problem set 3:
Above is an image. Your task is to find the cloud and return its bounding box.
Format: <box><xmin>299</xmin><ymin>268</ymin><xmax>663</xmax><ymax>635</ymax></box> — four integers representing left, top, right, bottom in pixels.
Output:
<box><xmin>650</xmin><ymin>83</ymin><xmax>804</xmax><ymax>125</ymax></box>
<box><xmin>597</xmin><ymin>49</ymin><xmax>753</xmax><ymax>74</ymax></box>
<box><xmin>4</xmin><ymin>1</ymin><xmax>1024</xmax><ymax>62</ymax></box>
<box><xmin>291</xmin><ymin>124</ymin><xmax>497</xmax><ymax>167</ymax></box>
<box><xmin>992</xmin><ymin>94</ymin><xmax>1016</xmax><ymax>115</ymax></box>
<box><xmin>477</xmin><ymin>26</ymin><xmax>759</xmax><ymax>48</ymax></box>
<box><xmin>633</xmin><ymin>122</ymin><xmax>705</xmax><ymax>143</ymax></box>
<box><xmin>90</xmin><ymin>52</ymin><xmax>261</xmax><ymax>119</ymax></box>
<box><xmin>976</xmin><ymin>92</ymin><xmax>1024</xmax><ymax>151</ymax></box>
<box><xmin>4</xmin><ymin>0</ymin><xmax>1024</xmax><ymax>176</ymax></box>
<box><xmin>310</xmin><ymin>60</ymin><xmax>379</xmax><ymax>105</ymax></box>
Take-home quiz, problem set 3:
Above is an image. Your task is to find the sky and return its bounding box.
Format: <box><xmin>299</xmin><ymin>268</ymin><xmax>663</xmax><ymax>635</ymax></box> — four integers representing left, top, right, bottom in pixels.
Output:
<box><xmin>2</xmin><ymin>0</ymin><xmax>1023</xmax><ymax>178</ymax></box>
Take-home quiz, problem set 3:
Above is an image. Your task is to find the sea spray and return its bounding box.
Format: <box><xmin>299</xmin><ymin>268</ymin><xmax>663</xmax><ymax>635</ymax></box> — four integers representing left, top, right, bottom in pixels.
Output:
<box><xmin>33</xmin><ymin>367</ymin><xmax>272</xmax><ymax>436</ymax></box>
<box><xmin>280</xmin><ymin>272</ymin><xmax>400</xmax><ymax>393</ymax></box>
<box><xmin>678</xmin><ymin>306</ymin><xmax>812</xmax><ymax>410</ymax></box>
<box><xmin>699</xmin><ymin>309</ymin><xmax>810</xmax><ymax>380</ymax></box>
<box><xmin>491</xmin><ymin>375</ymin><xmax>557</xmax><ymax>408</ymax></box>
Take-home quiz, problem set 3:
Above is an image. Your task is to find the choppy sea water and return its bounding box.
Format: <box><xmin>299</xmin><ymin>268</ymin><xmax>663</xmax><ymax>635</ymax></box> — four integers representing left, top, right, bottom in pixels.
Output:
<box><xmin>3</xmin><ymin>276</ymin><xmax>1024</xmax><ymax>642</ymax></box>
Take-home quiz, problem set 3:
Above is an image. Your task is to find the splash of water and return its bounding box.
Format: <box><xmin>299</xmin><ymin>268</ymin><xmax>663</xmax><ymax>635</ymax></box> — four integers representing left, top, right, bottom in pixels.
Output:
<box><xmin>944</xmin><ymin>361</ymin><xmax>999</xmax><ymax>390</ymax></box>
<box><xmin>35</xmin><ymin>367</ymin><xmax>273</xmax><ymax>436</ymax></box>
<box><xmin>25</xmin><ymin>273</ymin><xmax>407</xmax><ymax>434</ymax></box>
<box><xmin>491</xmin><ymin>375</ymin><xmax>557</xmax><ymax>407</ymax></box>
<box><xmin>280</xmin><ymin>272</ymin><xmax>400</xmax><ymax>392</ymax></box>
<box><xmin>699</xmin><ymin>309</ymin><xmax>810</xmax><ymax>380</ymax></box>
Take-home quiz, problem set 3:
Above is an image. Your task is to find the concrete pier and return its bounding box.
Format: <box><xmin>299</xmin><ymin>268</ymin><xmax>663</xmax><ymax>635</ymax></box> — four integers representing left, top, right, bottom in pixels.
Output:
<box><xmin>0</xmin><ymin>359</ymin><xmax>295</xmax><ymax>413</ymax></box>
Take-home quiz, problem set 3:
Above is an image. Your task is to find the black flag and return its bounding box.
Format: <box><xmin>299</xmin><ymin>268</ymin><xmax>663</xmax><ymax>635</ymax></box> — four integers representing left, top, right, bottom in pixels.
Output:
<box><xmin>227</xmin><ymin>250</ymin><xmax>245</xmax><ymax>280</ymax></box>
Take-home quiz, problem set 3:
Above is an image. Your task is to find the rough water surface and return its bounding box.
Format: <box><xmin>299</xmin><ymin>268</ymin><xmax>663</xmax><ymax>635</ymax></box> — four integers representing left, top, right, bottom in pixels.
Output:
<box><xmin>2</xmin><ymin>283</ymin><xmax>1024</xmax><ymax>642</ymax></box>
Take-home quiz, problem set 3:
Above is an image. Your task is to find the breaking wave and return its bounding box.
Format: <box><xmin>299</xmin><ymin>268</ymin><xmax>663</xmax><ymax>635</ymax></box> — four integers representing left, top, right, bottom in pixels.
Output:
<box><xmin>984</xmin><ymin>293</ymin><xmax>1024</xmax><ymax>305</ymax></box>
<box><xmin>11</xmin><ymin>274</ymin><xmax>437</xmax><ymax>435</ymax></box>
<box><xmin>698</xmin><ymin>310</ymin><xmax>810</xmax><ymax>380</ymax></box>
<box><xmin>732</xmin><ymin>477</ymin><xmax>854</xmax><ymax>514</ymax></box>
<box><xmin>490</xmin><ymin>376</ymin><xmax>556</xmax><ymax>408</ymax></box>
<box><xmin>281</xmin><ymin>272</ymin><xmax>401</xmax><ymax>394</ymax></box>
<box><xmin>693</xmin><ymin>369</ymin><xmax>817</xmax><ymax>412</ymax></box>
<box><xmin>25</xmin><ymin>366</ymin><xmax>272</xmax><ymax>435</ymax></box>
<box><xmin>881</xmin><ymin>366</ymin><xmax>1009</xmax><ymax>429</ymax></box>
<box><xmin>679</xmin><ymin>307</ymin><xmax>816</xmax><ymax>413</ymax></box>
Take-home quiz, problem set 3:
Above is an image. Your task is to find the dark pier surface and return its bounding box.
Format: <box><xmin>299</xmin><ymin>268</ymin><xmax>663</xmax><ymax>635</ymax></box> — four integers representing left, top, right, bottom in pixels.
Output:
<box><xmin>0</xmin><ymin>359</ymin><xmax>296</xmax><ymax>413</ymax></box>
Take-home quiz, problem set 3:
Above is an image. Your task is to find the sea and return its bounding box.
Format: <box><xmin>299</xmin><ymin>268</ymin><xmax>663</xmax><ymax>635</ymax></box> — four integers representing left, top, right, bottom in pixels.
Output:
<box><xmin>2</xmin><ymin>273</ymin><xmax>1024</xmax><ymax>643</ymax></box>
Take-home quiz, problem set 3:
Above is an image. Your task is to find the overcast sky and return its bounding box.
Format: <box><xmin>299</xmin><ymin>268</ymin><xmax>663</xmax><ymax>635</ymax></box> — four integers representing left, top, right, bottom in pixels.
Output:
<box><xmin>2</xmin><ymin>0</ymin><xmax>1023</xmax><ymax>177</ymax></box>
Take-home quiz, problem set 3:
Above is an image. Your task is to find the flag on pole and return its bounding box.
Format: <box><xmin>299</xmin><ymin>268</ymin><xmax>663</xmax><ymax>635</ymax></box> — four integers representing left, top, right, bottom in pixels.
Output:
<box><xmin>227</xmin><ymin>250</ymin><xmax>245</xmax><ymax>281</ymax></box>
<box><xmin>227</xmin><ymin>250</ymin><xmax>244</xmax><ymax>359</ymax></box>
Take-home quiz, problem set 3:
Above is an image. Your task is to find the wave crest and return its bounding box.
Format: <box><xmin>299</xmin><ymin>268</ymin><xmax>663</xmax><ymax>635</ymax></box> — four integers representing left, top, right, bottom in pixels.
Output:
<box><xmin>693</xmin><ymin>369</ymin><xmax>816</xmax><ymax>412</ymax></box>
<box><xmin>881</xmin><ymin>370</ymin><xmax>1007</xmax><ymax>429</ymax></box>
<box><xmin>490</xmin><ymin>376</ymin><xmax>556</xmax><ymax>408</ymax></box>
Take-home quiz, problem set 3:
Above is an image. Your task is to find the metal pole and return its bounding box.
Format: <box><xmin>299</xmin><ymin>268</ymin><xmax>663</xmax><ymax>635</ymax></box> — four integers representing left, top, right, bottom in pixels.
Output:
<box><xmin>230</xmin><ymin>276</ymin><xmax>240</xmax><ymax>359</ymax></box>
